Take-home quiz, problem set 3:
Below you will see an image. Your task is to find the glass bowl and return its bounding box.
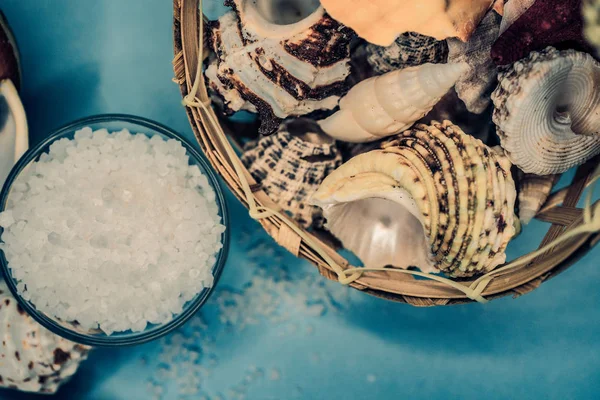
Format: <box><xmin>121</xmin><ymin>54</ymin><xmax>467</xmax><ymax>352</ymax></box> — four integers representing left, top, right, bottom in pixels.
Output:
<box><xmin>0</xmin><ymin>114</ymin><xmax>229</xmax><ymax>346</ymax></box>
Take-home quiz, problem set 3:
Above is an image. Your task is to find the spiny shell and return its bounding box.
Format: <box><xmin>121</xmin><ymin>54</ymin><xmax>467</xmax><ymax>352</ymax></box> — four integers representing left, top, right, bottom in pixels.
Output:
<box><xmin>0</xmin><ymin>281</ymin><xmax>90</xmax><ymax>394</ymax></box>
<box><xmin>492</xmin><ymin>0</ymin><xmax>595</xmax><ymax>65</ymax></box>
<box><xmin>312</xmin><ymin>120</ymin><xmax>516</xmax><ymax>277</ymax></box>
<box><xmin>365</xmin><ymin>32</ymin><xmax>448</xmax><ymax>75</ymax></box>
<box><xmin>318</xmin><ymin>62</ymin><xmax>469</xmax><ymax>143</ymax></box>
<box><xmin>320</xmin><ymin>0</ymin><xmax>494</xmax><ymax>46</ymax></box>
<box><xmin>447</xmin><ymin>9</ymin><xmax>502</xmax><ymax>114</ymax></box>
<box><xmin>517</xmin><ymin>173</ymin><xmax>559</xmax><ymax>224</ymax></box>
<box><xmin>206</xmin><ymin>0</ymin><xmax>353</xmax><ymax>135</ymax></box>
<box><xmin>492</xmin><ymin>47</ymin><xmax>600</xmax><ymax>175</ymax></box>
<box><xmin>584</xmin><ymin>0</ymin><xmax>600</xmax><ymax>54</ymax></box>
<box><xmin>241</xmin><ymin>119</ymin><xmax>342</xmax><ymax>228</ymax></box>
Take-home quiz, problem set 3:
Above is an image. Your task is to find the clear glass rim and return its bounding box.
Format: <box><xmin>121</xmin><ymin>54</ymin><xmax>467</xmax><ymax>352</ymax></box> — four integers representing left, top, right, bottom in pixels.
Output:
<box><xmin>0</xmin><ymin>113</ymin><xmax>230</xmax><ymax>347</ymax></box>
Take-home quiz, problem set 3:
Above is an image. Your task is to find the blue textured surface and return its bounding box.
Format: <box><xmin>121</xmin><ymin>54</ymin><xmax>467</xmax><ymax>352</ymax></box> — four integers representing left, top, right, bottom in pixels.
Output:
<box><xmin>1</xmin><ymin>1</ymin><xmax>599</xmax><ymax>399</ymax></box>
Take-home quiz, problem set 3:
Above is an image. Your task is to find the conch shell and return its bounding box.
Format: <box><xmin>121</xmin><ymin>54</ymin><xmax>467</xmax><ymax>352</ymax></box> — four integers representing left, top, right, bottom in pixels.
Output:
<box><xmin>0</xmin><ymin>281</ymin><xmax>89</xmax><ymax>394</ymax></box>
<box><xmin>516</xmin><ymin>173</ymin><xmax>559</xmax><ymax>224</ymax></box>
<box><xmin>320</xmin><ymin>0</ymin><xmax>494</xmax><ymax>46</ymax></box>
<box><xmin>206</xmin><ymin>0</ymin><xmax>353</xmax><ymax>135</ymax></box>
<box><xmin>312</xmin><ymin>120</ymin><xmax>517</xmax><ymax>277</ymax></box>
<box><xmin>241</xmin><ymin>119</ymin><xmax>342</xmax><ymax>228</ymax></box>
<box><xmin>492</xmin><ymin>47</ymin><xmax>600</xmax><ymax>175</ymax></box>
<box><xmin>318</xmin><ymin>62</ymin><xmax>469</xmax><ymax>143</ymax></box>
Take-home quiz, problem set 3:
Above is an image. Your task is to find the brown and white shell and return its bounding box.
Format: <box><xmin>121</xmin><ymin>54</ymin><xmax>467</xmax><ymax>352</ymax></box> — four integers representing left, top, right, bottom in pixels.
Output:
<box><xmin>312</xmin><ymin>120</ymin><xmax>517</xmax><ymax>277</ymax></box>
<box><xmin>516</xmin><ymin>172</ymin><xmax>559</xmax><ymax>224</ymax></box>
<box><xmin>365</xmin><ymin>32</ymin><xmax>448</xmax><ymax>75</ymax></box>
<box><xmin>205</xmin><ymin>0</ymin><xmax>353</xmax><ymax>135</ymax></box>
<box><xmin>492</xmin><ymin>46</ymin><xmax>600</xmax><ymax>175</ymax></box>
<box><xmin>0</xmin><ymin>281</ymin><xmax>90</xmax><ymax>394</ymax></box>
<box><xmin>241</xmin><ymin>118</ymin><xmax>342</xmax><ymax>228</ymax></box>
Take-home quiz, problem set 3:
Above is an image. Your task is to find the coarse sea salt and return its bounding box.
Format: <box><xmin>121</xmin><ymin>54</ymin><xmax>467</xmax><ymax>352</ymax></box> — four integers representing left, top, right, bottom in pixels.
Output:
<box><xmin>0</xmin><ymin>127</ymin><xmax>225</xmax><ymax>335</ymax></box>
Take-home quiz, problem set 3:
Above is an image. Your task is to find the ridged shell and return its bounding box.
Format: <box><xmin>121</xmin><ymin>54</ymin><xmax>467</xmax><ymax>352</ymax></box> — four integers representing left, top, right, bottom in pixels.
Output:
<box><xmin>206</xmin><ymin>0</ymin><xmax>353</xmax><ymax>135</ymax></box>
<box><xmin>584</xmin><ymin>0</ymin><xmax>600</xmax><ymax>54</ymax></box>
<box><xmin>517</xmin><ymin>173</ymin><xmax>559</xmax><ymax>224</ymax></box>
<box><xmin>320</xmin><ymin>0</ymin><xmax>494</xmax><ymax>46</ymax></box>
<box><xmin>318</xmin><ymin>62</ymin><xmax>469</xmax><ymax>143</ymax></box>
<box><xmin>241</xmin><ymin>119</ymin><xmax>342</xmax><ymax>228</ymax></box>
<box><xmin>447</xmin><ymin>9</ymin><xmax>502</xmax><ymax>114</ymax></box>
<box><xmin>0</xmin><ymin>281</ymin><xmax>89</xmax><ymax>394</ymax></box>
<box><xmin>492</xmin><ymin>47</ymin><xmax>600</xmax><ymax>175</ymax></box>
<box><xmin>365</xmin><ymin>32</ymin><xmax>448</xmax><ymax>75</ymax></box>
<box><xmin>312</xmin><ymin>120</ymin><xmax>517</xmax><ymax>277</ymax></box>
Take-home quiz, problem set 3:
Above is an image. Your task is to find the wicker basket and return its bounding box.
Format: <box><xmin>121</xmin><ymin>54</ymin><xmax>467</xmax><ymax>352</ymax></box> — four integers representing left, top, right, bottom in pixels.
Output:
<box><xmin>172</xmin><ymin>0</ymin><xmax>600</xmax><ymax>306</ymax></box>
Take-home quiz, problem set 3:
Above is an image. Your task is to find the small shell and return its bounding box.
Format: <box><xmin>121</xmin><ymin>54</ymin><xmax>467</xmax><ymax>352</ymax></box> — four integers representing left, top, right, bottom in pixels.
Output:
<box><xmin>492</xmin><ymin>47</ymin><xmax>600</xmax><ymax>175</ymax></box>
<box><xmin>206</xmin><ymin>0</ymin><xmax>353</xmax><ymax>135</ymax></box>
<box><xmin>517</xmin><ymin>173</ymin><xmax>559</xmax><ymax>224</ymax></box>
<box><xmin>492</xmin><ymin>0</ymin><xmax>595</xmax><ymax>65</ymax></box>
<box><xmin>0</xmin><ymin>281</ymin><xmax>90</xmax><ymax>394</ymax></box>
<box><xmin>241</xmin><ymin>118</ymin><xmax>342</xmax><ymax>228</ymax></box>
<box><xmin>318</xmin><ymin>62</ymin><xmax>469</xmax><ymax>143</ymax></box>
<box><xmin>365</xmin><ymin>32</ymin><xmax>448</xmax><ymax>75</ymax></box>
<box><xmin>312</xmin><ymin>120</ymin><xmax>517</xmax><ymax>277</ymax></box>
<box><xmin>447</xmin><ymin>10</ymin><xmax>502</xmax><ymax>114</ymax></box>
<box><xmin>584</xmin><ymin>0</ymin><xmax>600</xmax><ymax>54</ymax></box>
<box><xmin>320</xmin><ymin>0</ymin><xmax>494</xmax><ymax>46</ymax></box>
<box><xmin>0</xmin><ymin>11</ymin><xmax>20</xmax><ymax>88</ymax></box>
<box><xmin>498</xmin><ymin>0</ymin><xmax>535</xmax><ymax>35</ymax></box>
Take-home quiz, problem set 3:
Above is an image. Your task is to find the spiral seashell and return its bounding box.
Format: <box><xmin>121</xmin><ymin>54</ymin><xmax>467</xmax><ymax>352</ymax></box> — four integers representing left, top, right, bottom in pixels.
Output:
<box><xmin>320</xmin><ymin>0</ymin><xmax>494</xmax><ymax>46</ymax></box>
<box><xmin>516</xmin><ymin>173</ymin><xmax>559</xmax><ymax>224</ymax></box>
<box><xmin>241</xmin><ymin>118</ymin><xmax>342</xmax><ymax>228</ymax></box>
<box><xmin>492</xmin><ymin>47</ymin><xmax>600</xmax><ymax>175</ymax></box>
<box><xmin>584</xmin><ymin>0</ymin><xmax>600</xmax><ymax>54</ymax></box>
<box><xmin>318</xmin><ymin>62</ymin><xmax>469</xmax><ymax>143</ymax></box>
<box><xmin>206</xmin><ymin>0</ymin><xmax>353</xmax><ymax>135</ymax></box>
<box><xmin>0</xmin><ymin>281</ymin><xmax>89</xmax><ymax>394</ymax></box>
<box><xmin>312</xmin><ymin>120</ymin><xmax>517</xmax><ymax>277</ymax></box>
<box><xmin>447</xmin><ymin>9</ymin><xmax>502</xmax><ymax>114</ymax></box>
<box><xmin>365</xmin><ymin>32</ymin><xmax>448</xmax><ymax>75</ymax></box>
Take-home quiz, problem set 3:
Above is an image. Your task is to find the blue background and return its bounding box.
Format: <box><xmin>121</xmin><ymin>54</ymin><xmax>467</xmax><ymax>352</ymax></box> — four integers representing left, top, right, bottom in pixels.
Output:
<box><xmin>1</xmin><ymin>1</ymin><xmax>599</xmax><ymax>399</ymax></box>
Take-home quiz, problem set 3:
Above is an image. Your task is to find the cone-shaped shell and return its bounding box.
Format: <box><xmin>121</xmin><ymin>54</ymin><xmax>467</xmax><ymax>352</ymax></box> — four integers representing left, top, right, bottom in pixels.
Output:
<box><xmin>312</xmin><ymin>120</ymin><xmax>517</xmax><ymax>277</ymax></box>
<box><xmin>492</xmin><ymin>47</ymin><xmax>600</xmax><ymax>175</ymax></box>
<box><xmin>241</xmin><ymin>119</ymin><xmax>342</xmax><ymax>228</ymax></box>
<box><xmin>320</xmin><ymin>0</ymin><xmax>494</xmax><ymax>46</ymax></box>
<box><xmin>0</xmin><ymin>281</ymin><xmax>90</xmax><ymax>394</ymax></box>
<box><xmin>318</xmin><ymin>62</ymin><xmax>469</xmax><ymax>143</ymax></box>
<box><xmin>517</xmin><ymin>173</ymin><xmax>559</xmax><ymax>224</ymax></box>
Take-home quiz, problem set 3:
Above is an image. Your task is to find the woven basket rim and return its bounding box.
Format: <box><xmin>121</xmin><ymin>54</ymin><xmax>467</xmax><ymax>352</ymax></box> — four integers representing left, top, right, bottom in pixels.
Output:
<box><xmin>172</xmin><ymin>0</ymin><xmax>600</xmax><ymax>306</ymax></box>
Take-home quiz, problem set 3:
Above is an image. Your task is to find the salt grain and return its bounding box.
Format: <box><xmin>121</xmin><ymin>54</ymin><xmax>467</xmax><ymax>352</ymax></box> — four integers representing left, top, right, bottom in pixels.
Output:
<box><xmin>0</xmin><ymin>128</ymin><xmax>225</xmax><ymax>334</ymax></box>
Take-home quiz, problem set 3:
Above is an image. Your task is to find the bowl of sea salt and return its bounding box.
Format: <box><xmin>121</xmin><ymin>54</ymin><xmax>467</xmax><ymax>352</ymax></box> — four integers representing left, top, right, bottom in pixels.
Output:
<box><xmin>0</xmin><ymin>114</ymin><xmax>229</xmax><ymax>346</ymax></box>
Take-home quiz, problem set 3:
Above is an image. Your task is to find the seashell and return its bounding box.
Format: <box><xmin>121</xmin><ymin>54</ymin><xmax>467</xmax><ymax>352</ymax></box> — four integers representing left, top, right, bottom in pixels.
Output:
<box><xmin>492</xmin><ymin>47</ymin><xmax>600</xmax><ymax>175</ymax></box>
<box><xmin>312</xmin><ymin>120</ymin><xmax>517</xmax><ymax>277</ymax></box>
<box><xmin>0</xmin><ymin>281</ymin><xmax>90</xmax><ymax>394</ymax></box>
<box><xmin>241</xmin><ymin>118</ymin><xmax>342</xmax><ymax>228</ymax></box>
<box><xmin>365</xmin><ymin>32</ymin><xmax>448</xmax><ymax>75</ymax></box>
<box><xmin>492</xmin><ymin>0</ymin><xmax>595</xmax><ymax>66</ymax></box>
<box><xmin>318</xmin><ymin>62</ymin><xmax>469</xmax><ymax>143</ymax></box>
<box><xmin>516</xmin><ymin>173</ymin><xmax>559</xmax><ymax>224</ymax></box>
<box><xmin>447</xmin><ymin>9</ymin><xmax>502</xmax><ymax>114</ymax></box>
<box><xmin>206</xmin><ymin>0</ymin><xmax>353</xmax><ymax>135</ymax></box>
<box><xmin>583</xmin><ymin>0</ymin><xmax>600</xmax><ymax>54</ymax></box>
<box><xmin>320</xmin><ymin>0</ymin><xmax>494</xmax><ymax>46</ymax></box>
<box><xmin>498</xmin><ymin>0</ymin><xmax>535</xmax><ymax>35</ymax></box>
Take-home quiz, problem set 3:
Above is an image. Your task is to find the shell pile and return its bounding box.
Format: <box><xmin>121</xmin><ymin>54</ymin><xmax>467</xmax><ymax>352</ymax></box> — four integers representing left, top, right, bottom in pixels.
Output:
<box><xmin>312</xmin><ymin>121</ymin><xmax>517</xmax><ymax>277</ymax></box>
<box><xmin>206</xmin><ymin>0</ymin><xmax>353</xmax><ymax>135</ymax></box>
<box><xmin>492</xmin><ymin>47</ymin><xmax>600</xmax><ymax>175</ymax></box>
<box><xmin>0</xmin><ymin>281</ymin><xmax>89</xmax><ymax>393</ymax></box>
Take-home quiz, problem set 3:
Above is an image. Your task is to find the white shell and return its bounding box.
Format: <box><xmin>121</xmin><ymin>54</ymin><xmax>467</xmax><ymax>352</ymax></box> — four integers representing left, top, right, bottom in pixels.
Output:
<box><xmin>318</xmin><ymin>62</ymin><xmax>469</xmax><ymax>143</ymax></box>
<box><xmin>492</xmin><ymin>47</ymin><xmax>600</xmax><ymax>175</ymax></box>
<box><xmin>499</xmin><ymin>0</ymin><xmax>536</xmax><ymax>35</ymax></box>
<box><xmin>0</xmin><ymin>281</ymin><xmax>89</xmax><ymax>394</ymax></box>
<box><xmin>0</xmin><ymin>79</ymin><xmax>28</xmax><ymax>185</ymax></box>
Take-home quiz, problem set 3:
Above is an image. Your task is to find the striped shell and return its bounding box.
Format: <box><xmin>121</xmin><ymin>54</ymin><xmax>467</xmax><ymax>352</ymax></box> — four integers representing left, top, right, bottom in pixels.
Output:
<box><xmin>0</xmin><ymin>281</ymin><xmax>89</xmax><ymax>394</ymax></box>
<box><xmin>516</xmin><ymin>173</ymin><xmax>559</xmax><ymax>224</ymax></box>
<box><xmin>492</xmin><ymin>47</ymin><xmax>600</xmax><ymax>175</ymax></box>
<box><xmin>241</xmin><ymin>119</ymin><xmax>342</xmax><ymax>228</ymax></box>
<box><xmin>312</xmin><ymin>120</ymin><xmax>517</xmax><ymax>277</ymax></box>
<box><xmin>206</xmin><ymin>0</ymin><xmax>353</xmax><ymax>135</ymax></box>
<box><xmin>365</xmin><ymin>32</ymin><xmax>448</xmax><ymax>75</ymax></box>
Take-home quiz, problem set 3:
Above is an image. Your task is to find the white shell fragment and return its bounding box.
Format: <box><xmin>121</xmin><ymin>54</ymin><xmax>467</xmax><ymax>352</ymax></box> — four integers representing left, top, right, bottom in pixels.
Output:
<box><xmin>318</xmin><ymin>62</ymin><xmax>469</xmax><ymax>143</ymax></box>
<box><xmin>517</xmin><ymin>173</ymin><xmax>559</xmax><ymax>224</ymax></box>
<box><xmin>492</xmin><ymin>47</ymin><xmax>600</xmax><ymax>175</ymax></box>
<box><xmin>312</xmin><ymin>120</ymin><xmax>517</xmax><ymax>277</ymax></box>
<box><xmin>0</xmin><ymin>79</ymin><xmax>28</xmax><ymax>185</ymax></box>
<box><xmin>0</xmin><ymin>281</ymin><xmax>89</xmax><ymax>394</ymax></box>
<box><xmin>206</xmin><ymin>0</ymin><xmax>353</xmax><ymax>135</ymax></box>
